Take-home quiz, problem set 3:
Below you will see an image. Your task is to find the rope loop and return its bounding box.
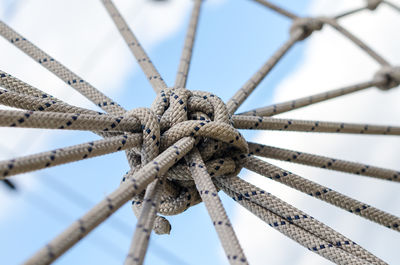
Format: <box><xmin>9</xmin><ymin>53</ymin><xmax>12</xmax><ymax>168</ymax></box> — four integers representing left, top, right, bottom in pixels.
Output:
<box><xmin>124</xmin><ymin>87</ymin><xmax>248</xmax><ymax>234</ymax></box>
<box><xmin>374</xmin><ymin>66</ymin><xmax>400</xmax><ymax>90</ymax></box>
<box><xmin>290</xmin><ymin>17</ymin><xmax>324</xmax><ymax>40</ymax></box>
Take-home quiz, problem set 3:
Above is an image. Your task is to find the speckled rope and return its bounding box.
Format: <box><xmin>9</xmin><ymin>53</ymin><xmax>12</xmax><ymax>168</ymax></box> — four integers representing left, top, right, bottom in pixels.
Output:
<box><xmin>248</xmin><ymin>142</ymin><xmax>400</xmax><ymax>182</ymax></box>
<box><xmin>24</xmin><ymin>137</ymin><xmax>195</xmax><ymax>265</ymax></box>
<box><xmin>189</xmin><ymin>149</ymin><xmax>248</xmax><ymax>264</ymax></box>
<box><xmin>0</xmin><ymin>21</ymin><xmax>125</xmax><ymax>115</ymax></box>
<box><xmin>232</xmin><ymin>115</ymin><xmax>400</xmax><ymax>135</ymax></box>
<box><xmin>226</xmin><ymin>29</ymin><xmax>304</xmax><ymax>114</ymax></box>
<box><xmin>0</xmin><ymin>133</ymin><xmax>142</xmax><ymax>179</ymax></box>
<box><xmin>242</xmin><ymin>156</ymin><xmax>400</xmax><ymax>232</ymax></box>
<box><xmin>0</xmin><ymin>70</ymin><xmax>102</xmax><ymax>115</ymax></box>
<box><xmin>216</xmin><ymin>176</ymin><xmax>385</xmax><ymax>265</ymax></box>
<box><xmin>0</xmin><ymin>0</ymin><xmax>398</xmax><ymax>265</ymax></box>
<box><xmin>239</xmin><ymin>79</ymin><xmax>385</xmax><ymax>117</ymax></box>
<box><xmin>101</xmin><ymin>0</ymin><xmax>167</xmax><ymax>93</ymax></box>
<box><xmin>174</xmin><ymin>0</ymin><xmax>202</xmax><ymax>88</ymax></box>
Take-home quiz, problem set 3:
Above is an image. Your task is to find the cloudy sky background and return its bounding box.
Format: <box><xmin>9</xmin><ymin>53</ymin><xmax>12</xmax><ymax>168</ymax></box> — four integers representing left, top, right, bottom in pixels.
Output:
<box><xmin>0</xmin><ymin>0</ymin><xmax>399</xmax><ymax>264</ymax></box>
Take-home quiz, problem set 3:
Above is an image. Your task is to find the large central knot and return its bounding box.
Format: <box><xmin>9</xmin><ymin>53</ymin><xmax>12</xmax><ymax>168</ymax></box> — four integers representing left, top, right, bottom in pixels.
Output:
<box><xmin>123</xmin><ymin>87</ymin><xmax>248</xmax><ymax>234</ymax></box>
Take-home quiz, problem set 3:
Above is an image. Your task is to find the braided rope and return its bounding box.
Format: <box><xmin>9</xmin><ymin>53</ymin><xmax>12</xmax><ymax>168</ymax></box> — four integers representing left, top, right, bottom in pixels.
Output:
<box><xmin>248</xmin><ymin>142</ymin><xmax>400</xmax><ymax>182</ymax></box>
<box><xmin>216</xmin><ymin>176</ymin><xmax>385</xmax><ymax>264</ymax></box>
<box><xmin>239</xmin><ymin>79</ymin><xmax>385</xmax><ymax>116</ymax></box>
<box><xmin>0</xmin><ymin>21</ymin><xmax>125</xmax><ymax>115</ymax></box>
<box><xmin>242</xmin><ymin>156</ymin><xmax>400</xmax><ymax>231</ymax></box>
<box><xmin>101</xmin><ymin>0</ymin><xmax>167</xmax><ymax>93</ymax></box>
<box><xmin>0</xmin><ymin>0</ymin><xmax>398</xmax><ymax>264</ymax></box>
<box><xmin>233</xmin><ymin>115</ymin><xmax>400</xmax><ymax>135</ymax></box>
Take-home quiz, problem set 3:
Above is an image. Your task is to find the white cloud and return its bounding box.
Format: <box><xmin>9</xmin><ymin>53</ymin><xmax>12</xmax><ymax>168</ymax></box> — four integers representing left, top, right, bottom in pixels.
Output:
<box><xmin>233</xmin><ymin>1</ymin><xmax>400</xmax><ymax>264</ymax></box>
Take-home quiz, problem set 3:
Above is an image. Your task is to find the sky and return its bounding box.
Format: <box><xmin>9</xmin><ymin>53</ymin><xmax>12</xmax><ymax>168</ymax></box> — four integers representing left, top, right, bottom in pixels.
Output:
<box><xmin>0</xmin><ymin>0</ymin><xmax>398</xmax><ymax>265</ymax></box>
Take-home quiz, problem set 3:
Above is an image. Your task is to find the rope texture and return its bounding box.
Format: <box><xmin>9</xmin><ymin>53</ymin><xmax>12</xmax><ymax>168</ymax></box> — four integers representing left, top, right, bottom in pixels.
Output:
<box><xmin>0</xmin><ymin>0</ymin><xmax>398</xmax><ymax>264</ymax></box>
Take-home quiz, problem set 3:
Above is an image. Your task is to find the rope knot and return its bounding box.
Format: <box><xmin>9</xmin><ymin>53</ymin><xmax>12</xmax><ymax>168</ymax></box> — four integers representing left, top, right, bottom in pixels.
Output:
<box><xmin>126</xmin><ymin>88</ymin><xmax>248</xmax><ymax>234</ymax></box>
<box><xmin>290</xmin><ymin>17</ymin><xmax>324</xmax><ymax>40</ymax></box>
<box><xmin>366</xmin><ymin>0</ymin><xmax>383</xmax><ymax>10</ymax></box>
<box><xmin>373</xmin><ymin>66</ymin><xmax>400</xmax><ymax>90</ymax></box>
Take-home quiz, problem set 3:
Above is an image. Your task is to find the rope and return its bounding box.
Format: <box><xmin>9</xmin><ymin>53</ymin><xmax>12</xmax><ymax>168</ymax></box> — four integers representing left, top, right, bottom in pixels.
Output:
<box><xmin>101</xmin><ymin>0</ymin><xmax>167</xmax><ymax>93</ymax></box>
<box><xmin>0</xmin><ymin>0</ymin><xmax>398</xmax><ymax>264</ymax></box>
<box><xmin>238</xmin><ymin>79</ymin><xmax>385</xmax><ymax>116</ymax></box>
<box><xmin>232</xmin><ymin>115</ymin><xmax>400</xmax><ymax>135</ymax></box>
<box><xmin>0</xmin><ymin>133</ymin><xmax>142</xmax><ymax>179</ymax></box>
<box><xmin>248</xmin><ymin>142</ymin><xmax>400</xmax><ymax>182</ymax></box>
<box><xmin>226</xmin><ymin>30</ymin><xmax>303</xmax><ymax>114</ymax></box>
<box><xmin>174</xmin><ymin>0</ymin><xmax>202</xmax><ymax>88</ymax></box>
<box><xmin>0</xmin><ymin>21</ymin><xmax>125</xmax><ymax>115</ymax></box>
<box><xmin>242</xmin><ymin>156</ymin><xmax>400</xmax><ymax>232</ymax></box>
<box><xmin>24</xmin><ymin>137</ymin><xmax>195</xmax><ymax>265</ymax></box>
<box><xmin>320</xmin><ymin>17</ymin><xmax>390</xmax><ymax>66</ymax></box>
<box><xmin>251</xmin><ymin>0</ymin><xmax>299</xmax><ymax>20</ymax></box>
<box><xmin>0</xmin><ymin>70</ymin><xmax>101</xmax><ymax>115</ymax></box>
<box><xmin>216</xmin><ymin>176</ymin><xmax>385</xmax><ymax>264</ymax></box>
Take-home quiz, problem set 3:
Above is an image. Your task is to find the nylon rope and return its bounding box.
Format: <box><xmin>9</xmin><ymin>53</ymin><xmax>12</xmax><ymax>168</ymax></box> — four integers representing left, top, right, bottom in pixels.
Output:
<box><xmin>0</xmin><ymin>0</ymin><xmax>398</xmax><ymax>264</ymax></box>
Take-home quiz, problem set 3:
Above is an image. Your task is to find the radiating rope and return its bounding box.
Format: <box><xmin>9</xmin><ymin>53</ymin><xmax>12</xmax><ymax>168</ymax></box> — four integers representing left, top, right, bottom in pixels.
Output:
<box><xmin>232</xmin><ymin>115</ymin><xmax>400</xmax><ymax>135</ymax></box>
<box><xmin>248</xmin><ymin>142</ymin><xmax>400</xmax><ymax>182</ymax></box>
<box><xmin>216</xmin><ymin>176</ymin><xmax>385</xmax><ymax>265</ymax></box>
<box><xmin>24</xmin><ymin>137</ymin><xmax>195</xmax><ymax>265</ymax></box>
<box><xmin>242</xmin><ymin>156</ymin><xmax>400</xmax><ymax>232</ymax></box>
<box><xmin>239</xmin><ymin>79</ymin><xmax>385</xmax><ymax>117</ymax></box>
<box><xmin>0</xmin><ymin>21</ymin><xmax>125</xmax><ymax>115</ymax></box>
<box><xmin>100</xmin><ymin>0</ymin><xmax>167</xmax><ymax>93</ymax></box>
<box><xmin>251</xmin><ymin>0</ymin><xmax>298</xmax><ymax>19</ymax></box>
<box><xmin>226</xmin><ymin>29</ymin><xmax>303</xmax><ymax>114</ymax></box>
<box><xmin>174</xmin><ymin>0</ymin><xmax>202</xmax><ymax>88</ymax></box>
<box><xmin>189</xmin><ymin>149</ymin><xmax>248</xmax><ymax>264</ymax></box>
<box><xmin>0</xmin><ymin>133</ymin><xmax>142</xmax><ymax>179</ymax></box>
<box><xmin>0</xmin><ymin>70</ymin><xmax>101</xmax><ymax>115</ymax></box>
<box><xmin>0</xmin><ymin>0</ymin><xmax>397</xmax><ymax>264</ymax></box>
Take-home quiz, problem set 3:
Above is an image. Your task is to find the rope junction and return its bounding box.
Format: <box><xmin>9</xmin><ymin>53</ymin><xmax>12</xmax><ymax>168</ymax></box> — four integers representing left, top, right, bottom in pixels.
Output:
<box><xmin>0</xmin><ymin>0</ymin><xmax>399</xmax><ymax>264</ymax></box>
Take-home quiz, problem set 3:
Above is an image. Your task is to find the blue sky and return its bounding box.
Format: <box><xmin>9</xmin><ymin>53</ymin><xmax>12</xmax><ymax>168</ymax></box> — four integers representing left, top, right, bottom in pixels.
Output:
<box><xmin>1</xmin><ymin>0</ymin><xmax>399</xmax><ymax>265</ymax></box>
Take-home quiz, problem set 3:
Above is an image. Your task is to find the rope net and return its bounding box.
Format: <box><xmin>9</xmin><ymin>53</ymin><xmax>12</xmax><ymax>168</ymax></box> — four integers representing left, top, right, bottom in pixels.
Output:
<box><xmin>0</xmin><ymin>0</ymin><xmax>399</xmax><ymax>264</ymax></box>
